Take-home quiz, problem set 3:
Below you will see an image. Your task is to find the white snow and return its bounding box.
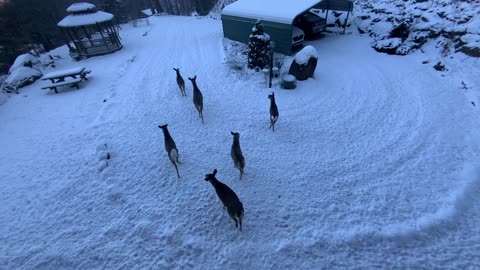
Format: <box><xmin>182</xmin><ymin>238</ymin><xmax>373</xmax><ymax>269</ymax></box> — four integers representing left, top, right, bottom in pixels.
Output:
<box><xmin>222</xmin><ymin>0</ymin><xmax>322</xmax><ymax>24</ymax></box>
<box><xmin>1</xmin><ymin>15</ymin><xmax>480</xmax><ymax>270</ymax></box>
<box><xmin>283</xmin><ymin>74</ymin><xmax>295</xmax><ymax>82</ymax></box>
<box><xmin>8</xmin><ymin>53</ymin><xmax>39</xmax><ymax>74</ymax></box>
<box><xmin>58</xmin><ymin>11</ymin><xmax>114</xmax><ymax>27</ymax></box>
<box><xmin>294</xmin><ymin>45</ymin><xmax>318</xmax><ymax>64</ymax></box>
<box><xmin>66</xmin><ymin>2</ymin><xmax>96</xmax><ymax>13</ymax></box>
<box><xmin>41</xmin><ymin>67</ymin><xmax>85</xmax><ymax>80</ymax></box>
<box><xmin>38</xmin><ymin>54</ymin><xmax>55</xmax><ymax>67</ymax></box>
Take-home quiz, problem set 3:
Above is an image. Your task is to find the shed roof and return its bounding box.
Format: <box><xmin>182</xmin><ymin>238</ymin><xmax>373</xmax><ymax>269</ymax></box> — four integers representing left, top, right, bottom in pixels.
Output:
<box><xmin>222</xmin><ymin>0</ymin><xmax>322</xmax><ymax>24</ymax></box>
<box><xmin>58</xmin><ymin>11</ymin><xmax>114</xmax><ymax>27</ymax></box>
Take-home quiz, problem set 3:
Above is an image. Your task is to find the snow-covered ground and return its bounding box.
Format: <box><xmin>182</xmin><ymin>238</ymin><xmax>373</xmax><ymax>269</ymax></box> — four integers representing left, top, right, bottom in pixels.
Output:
<box><xmin>1</xmin><ymin>15</ymin><xmax>480</xmax><ymax>269</ymax></box>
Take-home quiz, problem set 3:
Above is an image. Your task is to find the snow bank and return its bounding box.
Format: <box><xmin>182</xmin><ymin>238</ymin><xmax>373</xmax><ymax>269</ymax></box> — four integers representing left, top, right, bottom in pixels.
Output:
<box><xmin>337</xmin><ymin>164</ymin><xmax>480</xmax><ymax>245</ymax></box>
<box><xmin>294</xmin><ymin>45</ymin><xmax>318</xmax><ymax>65</ymax></box>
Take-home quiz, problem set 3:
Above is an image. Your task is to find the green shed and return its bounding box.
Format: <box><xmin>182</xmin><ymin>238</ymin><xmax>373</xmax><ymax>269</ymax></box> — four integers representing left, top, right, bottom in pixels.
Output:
<box><xmin>221</xmin><ymin>0</ymin><xmax>354</xmax><ymax>55</ymax></box>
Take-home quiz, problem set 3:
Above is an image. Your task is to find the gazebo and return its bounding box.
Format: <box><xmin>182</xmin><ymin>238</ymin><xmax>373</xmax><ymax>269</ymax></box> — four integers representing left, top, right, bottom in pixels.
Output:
<box><xmin>58</xmin><ymin>2</ymin><xmax>122</xmax><ymax>59</ymax></box>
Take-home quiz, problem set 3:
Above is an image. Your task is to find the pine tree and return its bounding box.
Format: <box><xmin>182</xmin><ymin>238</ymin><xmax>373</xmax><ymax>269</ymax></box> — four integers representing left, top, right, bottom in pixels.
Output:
<box><xmin>247</xmin><ymin>20</ymin><xmax>271</xmax><ymax>70</ymax></box>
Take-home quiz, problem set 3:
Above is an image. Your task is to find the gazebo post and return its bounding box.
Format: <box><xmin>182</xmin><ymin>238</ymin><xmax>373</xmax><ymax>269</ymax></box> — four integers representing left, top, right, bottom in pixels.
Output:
<box><xmin>81</xmin><ymin>26</ymin><xmax>94</xmax><ymax>47</ymax></box>
<box><xmin>110</xmin><ymin>23</ymin><xmax>121</xmax><ymax>46</ymax></box>
<box><xmin>108</xmin><ymin>23</ymin><xmax>119</xmax><ymax>46</ymax></box>
<box><xmin>96</xmin><ymin>22</ymin><xmax>110</xmax><ymax>51</ymax></box>
<box><xmin>61</xmin><ymin>28</ymin><xmax>74</xmax><ymax>51</ymax></box>
<box><xmin>66</xmin><ymin>28</ymin><xmax>83</xmax><ymax>57</ymax></box>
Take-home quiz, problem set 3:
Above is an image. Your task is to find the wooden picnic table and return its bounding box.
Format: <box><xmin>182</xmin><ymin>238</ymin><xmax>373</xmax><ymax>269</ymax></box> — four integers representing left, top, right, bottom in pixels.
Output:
<box><xmin>41</xmin><ymin>67</ymin><xmax>91</xmax><ymax>93</ymax></box>
<box><xmin>41</xmin><ymin>67</ymin><xmax>90</xmax><ymax>83</ymax></box>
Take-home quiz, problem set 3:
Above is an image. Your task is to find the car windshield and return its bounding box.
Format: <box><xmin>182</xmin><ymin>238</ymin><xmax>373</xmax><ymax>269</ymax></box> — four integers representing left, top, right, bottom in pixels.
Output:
<box><xmin>302</xmin><ymin>13</ymin><xmax>322</xmax><ymax>22</ymax></box>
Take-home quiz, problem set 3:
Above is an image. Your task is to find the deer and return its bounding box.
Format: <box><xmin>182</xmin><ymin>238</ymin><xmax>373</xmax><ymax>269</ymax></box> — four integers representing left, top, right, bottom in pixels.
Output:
<box><xmin>188</xmin><ymin>75</ymin><xmax>204</xmax><ymax>124</ymax></box>
<box><xmin>268</xmin><ymin>92</ymin><xmax>279</xmax><ymax>131</ymax></box>
<box><xmin>173</xmin><ymin>68</ymin><xmax>186</xmax><ymax>96</ymax></box>
<box><xmin>158</xmin><ymin>124</ymin><xmax>181</xmax><ymax>178</ymax></box>
<box><xmin>205</xmin><ymin>169</ymin><xmax>244</xmax><ymax>231</ymax></box>
<box><xmin>230</xmin><ymin>132</ymin><xmax>245</xmax><ymax>179</ymax></box>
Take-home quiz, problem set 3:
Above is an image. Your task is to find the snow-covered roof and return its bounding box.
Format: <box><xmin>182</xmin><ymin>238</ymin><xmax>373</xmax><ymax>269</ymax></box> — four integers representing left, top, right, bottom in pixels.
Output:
<box><xmin>222</xmin><ymin>0</ymin><xmax>322</xmax><ymax>24</ymax></box>
<box><xmin>58</xmin><ymin>11</ymin><xmax>114</xmax><ymax>27</ymax></box>
<box><xmin>67</xmin><ymin>2</ymin><xmax>96</xmax><ymax>13</ymax></box>
<box><xmin>141</xmin><ymin>9</ymin><xmax>153</xmax><ymax>16</ymax></box>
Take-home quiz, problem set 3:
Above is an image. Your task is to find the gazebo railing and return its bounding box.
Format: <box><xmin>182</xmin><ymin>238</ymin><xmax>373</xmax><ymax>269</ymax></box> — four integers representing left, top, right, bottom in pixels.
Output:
<box><xmin>73</xmin><ymin>34</ymin><xmax>120</xmax><ymax>56</ymax></box>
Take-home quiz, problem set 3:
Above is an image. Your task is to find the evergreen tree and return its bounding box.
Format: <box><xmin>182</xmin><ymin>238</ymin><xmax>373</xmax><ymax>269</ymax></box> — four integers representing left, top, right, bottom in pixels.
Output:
<box><xmin>247</xmin><ymin>20</ymin><xmax>271</xmax><ymax>70</ymax></box>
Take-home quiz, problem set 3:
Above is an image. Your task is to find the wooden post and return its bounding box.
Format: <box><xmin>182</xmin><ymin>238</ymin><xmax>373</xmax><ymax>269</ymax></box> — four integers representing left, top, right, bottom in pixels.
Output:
<box><xmin>109</xmin><ymin>23</ymin><xmax>121</xmax><ymax>47</ymax></box>
<box><xmin>343</xmin><ymin>11</ymin><xmax>350</xmax><ymax>34</ymax></box>
<box><xmin>67</xmin><ymin>28</ymin><xmax>83</xmax><ymax>57</ymax></box>
<box><xmin>61</xmin><ymin>28</ymin><xmax>74</xmax><ymax>51</ymax></box>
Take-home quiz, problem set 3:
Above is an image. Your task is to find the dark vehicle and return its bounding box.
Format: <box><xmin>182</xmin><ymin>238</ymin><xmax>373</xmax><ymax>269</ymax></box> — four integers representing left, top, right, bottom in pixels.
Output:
<box><xmin>294</xmin><ymin>12</ymin><xmax>327</xmax><ymax>38</ymax></box>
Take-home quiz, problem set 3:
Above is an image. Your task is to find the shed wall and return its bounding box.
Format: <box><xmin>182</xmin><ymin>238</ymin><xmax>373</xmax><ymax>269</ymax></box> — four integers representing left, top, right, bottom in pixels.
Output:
<box><xmin>221</xmin><ymin>14</ymin><xmax>293</xmax><ymax>55</ymax></box>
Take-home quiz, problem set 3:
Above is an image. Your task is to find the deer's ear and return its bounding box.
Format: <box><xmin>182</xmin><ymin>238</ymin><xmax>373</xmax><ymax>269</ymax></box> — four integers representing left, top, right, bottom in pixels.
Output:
<box><xmin>213</xmin><ymin>169</ymin><xmax>217</xmax><ymax>175</ymax></box>
<box><xmin>231</xmin><ymin>131</ymin><xmax>234</xmax><ymax>135</ymax></box>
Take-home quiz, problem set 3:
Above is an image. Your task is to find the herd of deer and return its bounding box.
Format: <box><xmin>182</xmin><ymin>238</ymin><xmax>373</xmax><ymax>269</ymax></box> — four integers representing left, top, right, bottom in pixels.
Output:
<box><xmin>157</xmin><ymin>68</ymin><xmax>280</xmax><ymax>231</ymax></box>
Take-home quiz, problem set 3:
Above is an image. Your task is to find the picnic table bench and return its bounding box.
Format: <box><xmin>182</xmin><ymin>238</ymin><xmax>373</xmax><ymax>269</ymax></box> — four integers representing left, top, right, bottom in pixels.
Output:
<box><xmin>41</xmin><ymin>78</ymin><xmax>82</xmax><ymax>92</ymax></box>
<box><xmin>41</xmin><ymin>67</ymin><xmax>91</xmax><ymax>93</ymax></box>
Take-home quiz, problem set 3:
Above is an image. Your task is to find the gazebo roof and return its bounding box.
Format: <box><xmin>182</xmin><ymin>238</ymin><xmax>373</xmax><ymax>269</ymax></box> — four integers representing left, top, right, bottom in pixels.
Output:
<box><xmin>67</xmin><ymin>2</ymin><xmax>96</xmax><ymax>13</ymax></box>
<box><xmin>58</xmin><ymin>2</ymin><xmax>114</xmax><ymax>28</ymax></box>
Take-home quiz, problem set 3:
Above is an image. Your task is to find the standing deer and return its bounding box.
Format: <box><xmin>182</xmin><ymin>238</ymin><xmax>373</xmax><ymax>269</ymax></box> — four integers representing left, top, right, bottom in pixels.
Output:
<box><xmin>173</xmin><ymin>68</ymin><xmax>186</xmax><ymax>96</ymax></box>
<box><xmin>158</xmin><ymin>124</ymin><xmax>181</xmax><ymax>178</ymax></box>
<box><xmin>230</xmin><ymin>132</ymin><xmax>245</xmax><ymax>179</ymax></box>
<box><xmin>188</xmin><ymin>75</ymin><xmax>204</xmax><ymax>124</ymax></box>
<box><xmin>205</xmin><ymin>169</ymin><xmax>244</xmax><ymax>231</ymax></box>
<box><xmin>268</xmin><ymin>92</ymin><xmax>279</xmax><ymax>131</ymax></box>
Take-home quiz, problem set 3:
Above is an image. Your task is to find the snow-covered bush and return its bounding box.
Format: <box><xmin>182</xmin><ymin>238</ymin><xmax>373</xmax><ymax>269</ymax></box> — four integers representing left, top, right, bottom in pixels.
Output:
<box><xmin>224</xmin><ymin>39</ymin><xmax>248</xmax><ymax>72</ymax></box>
<box><xmin>39</xmin><ymin>54</ymin><xmax>56</xmax><ymax>68</ymax></box>
<box><xmin>8</xmin><ymin>53</ymin><xmax>39</xmax><ymax>74</ymax></box>
<box><xmin>247</xmin><ymin>20</ymin><xmax>271</xmax><ymax>69</ymax></box>
<box><xmin>1</xmin><ymin>67</ymin><xmax>42</xmax><ymax>93</ymax></box>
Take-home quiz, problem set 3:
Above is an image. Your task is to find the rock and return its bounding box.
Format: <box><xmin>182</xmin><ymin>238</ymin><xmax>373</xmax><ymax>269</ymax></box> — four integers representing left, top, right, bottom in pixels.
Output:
<box><xmin>288</xmin><ymin>45</ymin><xmax>318</xmax><ymax>81</ymax></box>
<box><xmin>459</xmin><ymin>45</ymin><xmax>480</xmax><ymax>57</ymax></box>
<box><xmin>433</xmin><ymin>61</ymin><xmax>446</xmax><ymax>71</ymax></box>
<box><xmin>458</xmin><ymin>34</ymin><xmax>480</xmax><ymax>57</ymax></box>
<box><xmin>372</xmin><ymin>37</ymin><xmax>402</xmax><ymax>55</ymax></box>
<box><xmin>390</xmin><ymin>21</ymin><xmax>410</xmax><ymax>41</ymax></box>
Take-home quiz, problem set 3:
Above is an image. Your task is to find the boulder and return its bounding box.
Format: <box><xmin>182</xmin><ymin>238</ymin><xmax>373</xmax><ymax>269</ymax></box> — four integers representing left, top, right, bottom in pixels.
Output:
<box><xmin>288</xmin><ymin>45</ymin><xmax>318</xmax><ymax>81</ymax></box>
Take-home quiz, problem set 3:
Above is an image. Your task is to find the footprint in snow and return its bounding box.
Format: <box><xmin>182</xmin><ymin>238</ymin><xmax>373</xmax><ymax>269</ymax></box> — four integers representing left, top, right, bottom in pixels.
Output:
<box><xmin>96</xmin><ymin>143</ymin><xmax>111</xmax><ymax>172</ymax></box>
